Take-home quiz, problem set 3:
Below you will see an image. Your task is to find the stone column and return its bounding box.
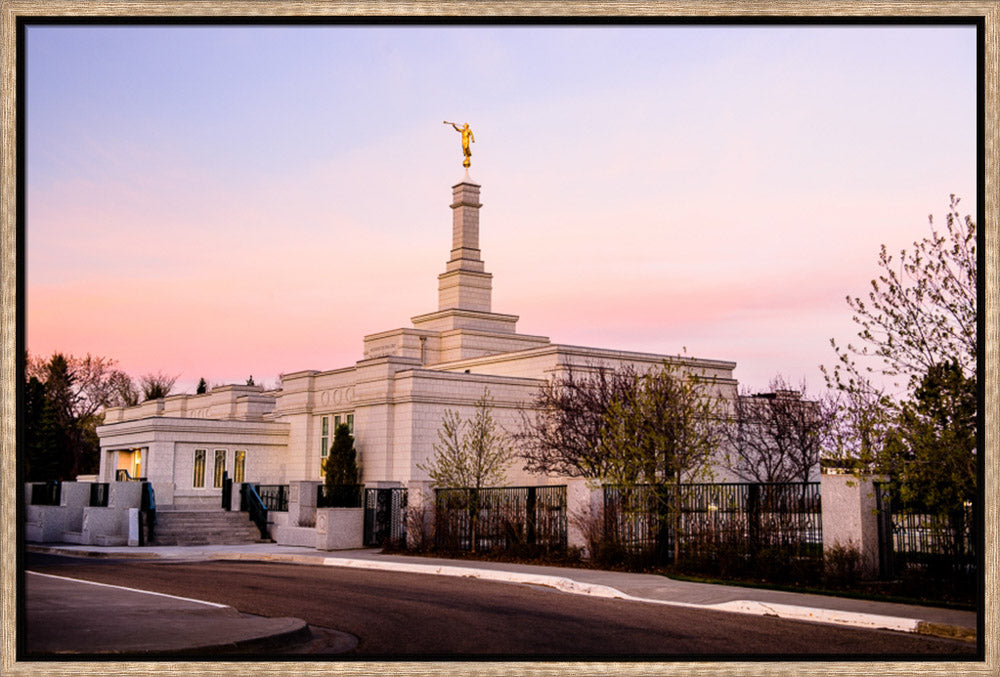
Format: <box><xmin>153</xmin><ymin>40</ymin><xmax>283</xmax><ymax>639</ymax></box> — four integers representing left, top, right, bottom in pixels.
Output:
<box><xmin>438</xmin><ymin>174</ymin><xmax>493</xmax><ymax>312</ymax></box>
<box><xmin>288</xmin><ymin>480</ymin><xmax>321</xmax><ymax>527</ymax></box>
<box><xmin>566</xmin><ymin>478</ymin><xmax>603</xmax><ymax>557</ymax></box>
<box><xmin>820</xmin><ymin>471</ymin><xmax>882</xmax><ymax>577</ymax></box>
<box><xmin>405</xmin><ymin>480</ymin><xmax>436</xmax><ymax>550</ymax></box>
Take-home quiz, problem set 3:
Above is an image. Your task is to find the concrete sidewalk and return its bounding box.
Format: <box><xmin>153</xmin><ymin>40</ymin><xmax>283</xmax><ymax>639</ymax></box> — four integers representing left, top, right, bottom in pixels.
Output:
<box><xmin>26</xmin><ymin>542</ymin><xmax>977</xmax><ymax>653</ymax></box>
<box><xmin>24</xmin><ymin>570</ymin><xmax>333</xmax><ymax>655</ymax></box>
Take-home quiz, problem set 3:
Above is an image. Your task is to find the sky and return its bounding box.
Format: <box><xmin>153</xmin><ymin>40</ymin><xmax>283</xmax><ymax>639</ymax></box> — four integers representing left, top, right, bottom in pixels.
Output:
<box><xmin>24</xmin><ymin>24</ymin><xmax>978</xmax><ymax>396</ymax></box>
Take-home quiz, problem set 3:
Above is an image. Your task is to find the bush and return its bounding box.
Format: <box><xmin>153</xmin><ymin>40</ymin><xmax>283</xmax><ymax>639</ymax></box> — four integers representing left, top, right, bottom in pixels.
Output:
<box><xmin>824</xmin><ymin>541</ymin><xmax>863</xmax><ymax>586</ymax></box>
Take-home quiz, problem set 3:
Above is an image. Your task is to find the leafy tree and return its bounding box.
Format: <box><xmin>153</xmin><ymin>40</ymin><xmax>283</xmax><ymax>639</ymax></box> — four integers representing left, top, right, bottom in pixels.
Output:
<box><xmin>879</xmin><ymin>360</ymin><xmax>976</xmax><ymax>515</ymax></box>
<box><xmin>517</xmin><ymin>365</ymin><xmax>638</xmax><ymax>479</ymax></box>
<box><xmin>824</xmin><ymin>196</ymin><xmax>977</xmax><ymax>474</ymax></box>
<box><xmin>598</xmin><ymin>361</ymin><xmax>725</xmax><ymax>563</ymax></box>
<box><xmin>140</xmin><ymin>371</ymin><xmax>178</xmax><ymax>401</ymax></box>
<box><xmin>419</xmin><ymin>390</ymin><xmax>514</xmax><ymax>490</ymax></box>
<box><xmin>830</xmin><ymin>194</ymin><xmax>975</xmax><ymax>391</ymax></box>
<box><xmin>723</xmin><ymin>376</ymin><xmax>836</xmax><ymax>483</ymax></box>
<box><xmin>323</xmin><ymin>423</ymin><xmax>359</xmax><ymax>488</ymax></box>
<box><xmin>196</xmin><ymin>377</ymin><xmax>208</xmax><ymax>395</ymax></box>
<box><xmin>419</xmin><ymin>390</ymin><xmax>514</xmax><ymax>552</ymax></box>
<box><xmin>824</xmin><ymin>197</ymin><xmax>977</xmax><ymax>576</ymax></box>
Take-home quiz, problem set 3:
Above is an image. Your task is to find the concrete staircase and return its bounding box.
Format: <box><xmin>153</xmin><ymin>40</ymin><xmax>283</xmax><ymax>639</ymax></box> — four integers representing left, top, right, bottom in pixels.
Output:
<box><xmin>151</xmin><ymin>509</ymin><xmax>268</xmax><ymax>546</ymax></box>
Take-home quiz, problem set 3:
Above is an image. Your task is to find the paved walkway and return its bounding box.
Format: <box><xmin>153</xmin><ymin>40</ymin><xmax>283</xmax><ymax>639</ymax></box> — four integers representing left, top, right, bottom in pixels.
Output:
<box><xmin>25</xmin><ymin>570</ymin><xmax>320</xmax><ymax>655</ymax></box>
<box><xmin>25</xmin><ymin>543</ymin><xmax>977</xmax><ymax>655</ymax></box>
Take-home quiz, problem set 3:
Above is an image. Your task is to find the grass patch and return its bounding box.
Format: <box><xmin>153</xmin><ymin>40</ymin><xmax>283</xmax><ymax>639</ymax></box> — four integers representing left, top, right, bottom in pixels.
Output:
<box><xmin>662</xmin><ymin>570</ymin><xmax>976</xmax><ymax>611</ymax></box>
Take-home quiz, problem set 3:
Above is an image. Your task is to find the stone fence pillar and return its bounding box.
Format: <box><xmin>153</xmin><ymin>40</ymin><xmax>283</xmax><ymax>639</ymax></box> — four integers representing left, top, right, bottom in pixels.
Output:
<box><xmin>566</xmin><ymin>478</ymin><xmax>603</xmax><ymax>557</ymax></box>
<box><xmin>405</xmin><ymin>480</ymin><xmax>435</xmax><ymax>550</ymax></box>
<box><xmin>288</xmin><ymin>480</ymin><xmax>321</xmax><ymax>527</ymax></box>
<box><xmin>820</xmin><ymin>471</ymin><xmax>882</xmax><ymax>577</ymax></box>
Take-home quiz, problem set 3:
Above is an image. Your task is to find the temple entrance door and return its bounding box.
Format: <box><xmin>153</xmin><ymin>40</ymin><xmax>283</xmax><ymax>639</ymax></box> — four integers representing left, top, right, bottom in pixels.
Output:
<box><xmin>115</xmin><ymin>447</ymin><xmax>144</xmax><ymax>480</ymax></box>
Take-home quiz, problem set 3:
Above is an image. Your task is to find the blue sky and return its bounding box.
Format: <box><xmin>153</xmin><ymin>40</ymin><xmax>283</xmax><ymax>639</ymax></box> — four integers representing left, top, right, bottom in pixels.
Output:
<box><xmin>25</xmin><ymin>24</ymin><xmax>978</xmax><ymax>395</ymax></box>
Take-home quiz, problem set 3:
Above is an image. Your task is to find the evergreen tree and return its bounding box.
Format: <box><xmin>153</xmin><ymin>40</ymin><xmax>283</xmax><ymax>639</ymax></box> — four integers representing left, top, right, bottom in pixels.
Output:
<box><xmin>196</xmin><ymin>377</ymin><xmax>208</xmax><ymax>395</ymax></box>
<box><xmin>323</xmin><ymin>423</ymin><xmax>359</xmax><ymax>488</ymax></box>
<box><xmin>24</xmin><ymin>376</ymin><xmax>65</xmax><ymax>481</ymax></box>
<box><xmin>880</xmin><ymin>360</ymin><xmax>976</xmax><ymax>514</ymax></box>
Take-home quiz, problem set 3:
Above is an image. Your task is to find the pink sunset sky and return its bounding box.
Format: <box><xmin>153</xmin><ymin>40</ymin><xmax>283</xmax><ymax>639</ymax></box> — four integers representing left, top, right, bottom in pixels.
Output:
<box><xmin>25</xmin><ymin>24</ymin><xmax>978</xmax><ymax>396</ymax></box>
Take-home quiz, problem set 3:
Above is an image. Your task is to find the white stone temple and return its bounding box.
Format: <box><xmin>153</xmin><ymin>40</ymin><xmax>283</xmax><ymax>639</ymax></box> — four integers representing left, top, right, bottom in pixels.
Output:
<box><xmin>96</xmin><ymin>170</ymin><xmax>741</xmax><ymax>509</ymax></box>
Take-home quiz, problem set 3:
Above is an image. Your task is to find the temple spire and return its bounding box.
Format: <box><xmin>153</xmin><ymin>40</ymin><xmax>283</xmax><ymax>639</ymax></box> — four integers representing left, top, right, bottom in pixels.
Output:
<box><xmin>437</xmin><ymin>173</ymin><xmax>492</xmax><ymax>312</ymax></box>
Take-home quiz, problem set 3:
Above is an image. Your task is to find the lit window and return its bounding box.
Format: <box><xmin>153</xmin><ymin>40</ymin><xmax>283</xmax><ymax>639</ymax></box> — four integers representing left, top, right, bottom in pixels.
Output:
<box><xmin>234</xmin><ymin>450</ymin><xmax>246</xmax><ymax>483</ymax></box>
<box><xmin>193</xmin><ymin>449</ymin><xmax>206</xmax><ymax>488</ymax></box>
<box><xmin>213</xmin><ymin>449</ymin><xmax>226</xmax><ymax>489</ymax></box>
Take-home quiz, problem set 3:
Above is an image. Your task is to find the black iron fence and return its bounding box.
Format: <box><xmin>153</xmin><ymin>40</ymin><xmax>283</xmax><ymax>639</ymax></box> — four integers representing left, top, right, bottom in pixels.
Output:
<box><xmin>875</xmin><ymin>483</ymin><xmax>975</xmax><ymax>579</ymax></box>
<box><xmin>89</xmin><ymin>482</ymin><xmax>110</xmax><ymax>507</ymax></box>
<box><xmin>30</xmin><ymin>481</ymin><xmax>61</xmax><ymax>506</ymax></box>
<box><xmin>603</xmin><ymin>482</ymin><xmax>822</xmax><ymax>565</ymax></box>
<box><xmin>318</xmin><ymin>484</ymin><xmax>364</xmax><ymax>508</ymax></box>
<box><xmin>434</xmin><ymin>485</ymin><xmax>568</xmax><ymax>552</ymax></box>
<box><xmin>254</xmin><ymin>484</ymin><xmax>289</xmax><ymax>512</ymax></box>
<box><xmin>364</xmin><ymin>488</ymin><xmax>407</xmax><ymax>547</ymax></box>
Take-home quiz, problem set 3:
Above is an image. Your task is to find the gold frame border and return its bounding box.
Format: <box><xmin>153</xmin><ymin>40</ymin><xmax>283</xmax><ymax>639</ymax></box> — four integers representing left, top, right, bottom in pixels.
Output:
<box><xmin>1</xmin><ymin>2</ymin><xmax>996</xmax><ymax>676</ymax></box>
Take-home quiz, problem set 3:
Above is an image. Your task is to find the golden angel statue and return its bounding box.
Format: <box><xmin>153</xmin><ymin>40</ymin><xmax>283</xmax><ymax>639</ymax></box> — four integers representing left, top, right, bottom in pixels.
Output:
<box><xmin>444</xmin><ymin>121</ymin><xmax>475</xmax><ymax>168</ymax></box>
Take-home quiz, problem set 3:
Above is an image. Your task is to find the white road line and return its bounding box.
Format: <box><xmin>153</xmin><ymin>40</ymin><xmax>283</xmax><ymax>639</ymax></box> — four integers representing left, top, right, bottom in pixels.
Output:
<box><xmin>26</xmin><ymin>570</ymin><xmax>229</xmax><ymax>609</ymax></box>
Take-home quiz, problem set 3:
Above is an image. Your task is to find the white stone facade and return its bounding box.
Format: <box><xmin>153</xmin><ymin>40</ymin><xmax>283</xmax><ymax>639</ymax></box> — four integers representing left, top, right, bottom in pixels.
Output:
<box><xmin>97</xmin><ymin>174</ymin><xmax>744</xmax><ymax>507</ymax></box>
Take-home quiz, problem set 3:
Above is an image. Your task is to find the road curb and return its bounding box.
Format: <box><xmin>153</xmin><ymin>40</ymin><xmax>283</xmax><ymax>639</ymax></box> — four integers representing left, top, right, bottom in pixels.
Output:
<box><xmin>27</xmin><ymin>545</ymin><xmax>161</xmax><ymax>559</ymax></box>
<box><xmin>28</xmin><ymin>545</ymin><xmax>976</xmax><ymax>642</ymax></box>
<box><xmin>176</xmin><ymin>617</ymin><xmax>313</xmax><ymax>656</ymax></box>
<box><xmin>309</xmin><ymin>556</ymin><xmax>975</xmax><ymax>641</ymax></box>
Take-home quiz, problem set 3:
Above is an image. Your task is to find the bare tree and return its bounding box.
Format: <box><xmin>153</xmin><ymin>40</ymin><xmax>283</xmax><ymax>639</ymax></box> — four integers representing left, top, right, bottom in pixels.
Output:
<box><xmin>139</xmin><ymin>371</ymin><xmax>178</xmax><ymax>401</ymax></box>
<box><xmin>517</xmin><ymin>364</ymin><xmax>638</xmax><ymax>479</ymax></box>
<box><xmin>108</xmin><ymin>370</ymin><xmax>140</xmax><ymax>407</ymax></box>
<box><xmin>25</xmin><ymin>352</ymin><xmax>137</xmax><ymax>477</ymax></box>
<box><xmin>723</xmin><ymin>377</ymin><xmax>836</xmax><ymax>483</ymax></box>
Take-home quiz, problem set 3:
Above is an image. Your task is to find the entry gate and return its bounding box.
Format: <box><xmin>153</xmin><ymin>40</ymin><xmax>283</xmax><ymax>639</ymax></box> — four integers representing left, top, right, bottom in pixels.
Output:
<box><xmin>363</xmin><ymin>487</ymin><xmax>407</xmax><ymax>547</ymax></box>
<box><xmin>875</xmin><ymin>482</ymin><xmax>894</xmax><ymax>579</ymax></box>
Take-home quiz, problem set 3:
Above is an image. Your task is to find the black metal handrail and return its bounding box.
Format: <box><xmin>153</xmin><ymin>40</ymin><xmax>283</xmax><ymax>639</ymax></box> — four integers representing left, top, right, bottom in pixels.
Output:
<box><xmin>318</xmin><ymin>484</ymin><xmax>363</xmax><ymax>508</ymax></box>
<box><xmin>89</xmin><ymin>482</ymin><xmax>110</xmax><ymax>507</ymax></box>
<box><xmin>139</xmin><ymin>482</ymin><xmax>156</xmax><ymax>545</ymax></box>
<box><xmin>241</xmin><ymin>483</ymin><xmax>270</xmax><ymax>539</ymax></box>
<box><xmin>253</xmin><ymin>484</ymin><xmax>289</xmax><ymax>512</ymax></box>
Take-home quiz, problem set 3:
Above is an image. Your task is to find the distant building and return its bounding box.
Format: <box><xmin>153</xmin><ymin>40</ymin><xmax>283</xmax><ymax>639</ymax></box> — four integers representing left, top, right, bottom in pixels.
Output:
<box><xmin>97</xmin><ymin>171</ymin><xmax>745</xmax><ymax>509</ymax></box>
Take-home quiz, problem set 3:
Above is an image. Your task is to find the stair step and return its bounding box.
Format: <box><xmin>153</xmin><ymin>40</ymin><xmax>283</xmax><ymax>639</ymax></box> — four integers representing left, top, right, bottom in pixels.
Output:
<box><xmin>150</xmin><ymin>510</ymin><xmax>271</xmax><ymax>546</ymax></box>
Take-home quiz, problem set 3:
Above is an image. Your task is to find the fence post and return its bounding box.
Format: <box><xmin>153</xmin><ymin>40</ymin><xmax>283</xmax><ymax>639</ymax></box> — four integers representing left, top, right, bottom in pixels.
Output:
<box><xmin>820</xmin><ymin>471</ymin><xmax>882</xmax><ymax>578</ymax></box>
<box><xmin>747</xmin><ymin>483</ymin><xmax>761</xmax><ymax>556</ymax></box>
<box><xmin>566</xmin><ymin>479</ymin><xmax>601</xmax><ymax>555</ymax></box>
<box><xmin>875</xmin><ymin>483</ymin><xmax>894</xmax><ymax>579</ymax></box>
<box><xmin>526</xmin><ymin>486</ymin><xmax>537</xmax><ymax>546</ymax></box>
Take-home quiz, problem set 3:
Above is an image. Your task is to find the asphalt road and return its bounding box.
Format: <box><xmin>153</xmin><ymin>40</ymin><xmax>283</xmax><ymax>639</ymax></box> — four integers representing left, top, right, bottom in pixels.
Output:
<box><xmin>25</xmin><ymin>553</ymin><xmax>976</xmax><ymax>659</ymax></box>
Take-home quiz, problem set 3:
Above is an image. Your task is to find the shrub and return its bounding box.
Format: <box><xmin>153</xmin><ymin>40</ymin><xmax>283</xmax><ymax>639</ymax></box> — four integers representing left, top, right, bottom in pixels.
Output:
<box><xmin>824</xmin><ymin>541</ymin><xmax>863</xmax><ymax>586</ymax></box>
